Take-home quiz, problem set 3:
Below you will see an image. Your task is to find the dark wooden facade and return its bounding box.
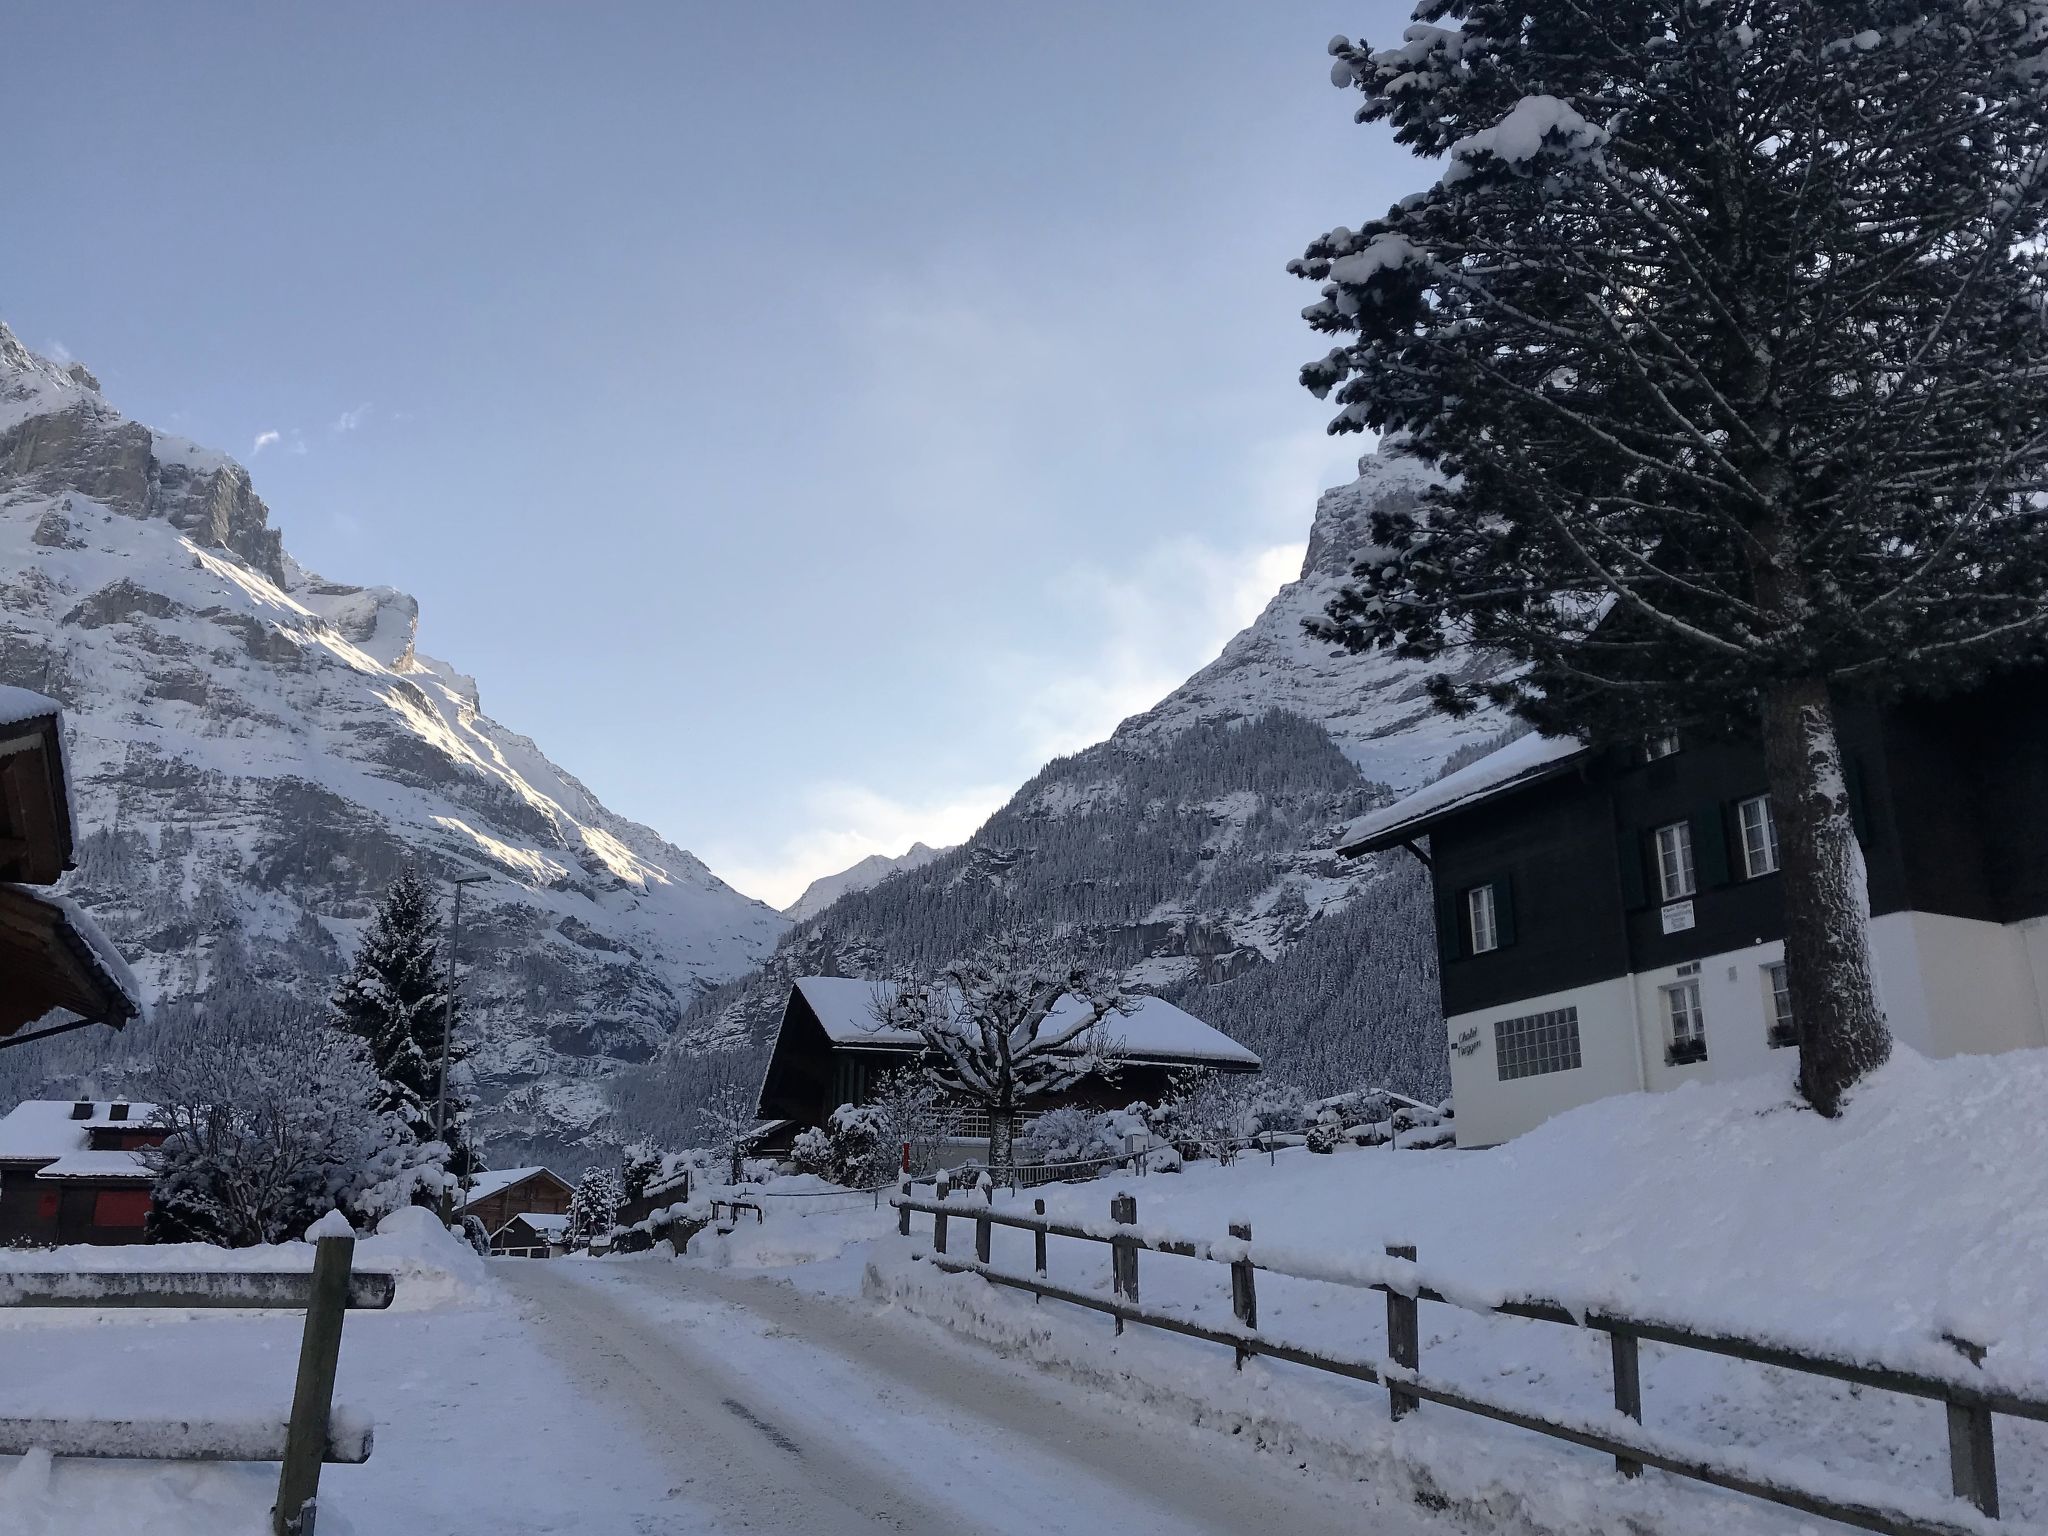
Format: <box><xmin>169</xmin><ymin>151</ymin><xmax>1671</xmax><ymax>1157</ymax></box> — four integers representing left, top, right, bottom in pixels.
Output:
<box><xmin>1351</xmin><ymin>672</ymin><xmax>2048</xmax><ymax>1020</ymax></box>
<box><xmin>0</xmin><ymin>1102</ymin><xmax>165</xmax><ymax>1247</ymax></box>
<box><xmin>456</xmin><ymin>1168</ymin><xmax>573</xmax><ymax>1236</ymax></box>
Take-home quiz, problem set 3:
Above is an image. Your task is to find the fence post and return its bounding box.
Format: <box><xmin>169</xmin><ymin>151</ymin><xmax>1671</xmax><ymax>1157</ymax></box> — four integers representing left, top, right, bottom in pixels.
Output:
<box><xmin>1945</xmin><ymin>1335</ymin><xmax>1998</xmax><ymax>1517</ymax></box>
<box><xmin>934</xmin><ymin>1176</ymin><xmax>950</xmax><ymax>1255</ymax></box>
<box><xmin>897</xmin><ymin>1180</ymin><xmax>911</xmax><ymax>1236</ymax></box>
<box><xmin>1385</xmin><ymin>1242</ymin><xmax>1418</xmax><ymax>1421</ymax></box>
<box><xmin>272</xmin><ymin>1231</ymin><xmax>354</xmax><ymax>1536</ymax></box>
<box><xmin>1229</xmin><ymin>1221</ymin><xmax>1257</xmax><ymax>1370</ymax></box>
<box><xmin>1110</xmin><ymin>1193</ymin><xmax>1138</xmax><ymax>1335</ymax></box>
<box><xmin>1610</xmin><ymin>1329</ymin><xmax>1643</xmax><ymax>1478</ymax></box>
<box><xmin>1033</xmin><ymin>1199</ymin><xmax>1048</xmax><ymax>1280</ymax></box>
<box><xmin>975</xmin><ymin>1204</ymin><xmax>992</xmax><ymax>1265</ymax></box>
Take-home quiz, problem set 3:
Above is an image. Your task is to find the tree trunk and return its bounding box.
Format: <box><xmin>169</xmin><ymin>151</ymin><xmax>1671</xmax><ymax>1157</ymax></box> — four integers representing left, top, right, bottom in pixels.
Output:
<box><xmin>988</xmin><ymin>1093</ymin><xmax>1015</xmax><ymax>1178</ymax></box>
<box><xmin>1757</xmin><ymin>678</ymin><xmax>1892</xmax><ymax>1115</ymax></box>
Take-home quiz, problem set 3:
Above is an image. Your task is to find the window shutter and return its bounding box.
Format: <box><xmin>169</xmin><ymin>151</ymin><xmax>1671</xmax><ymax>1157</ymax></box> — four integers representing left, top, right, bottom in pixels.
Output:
<box><xmin>1435</xmin><ymin>887</ymin><xmax>1464</xmax><ymax>965</ymax></box>
<box><xmin>1492</xmin><ymin>878</ymin><xmax>1517</xmax><ymax>947</ymax></box>
<box><xmin>1695</xmin><ymin>802</ymin><xmax>1732</xmax><ymax>887</ymax></box>
<box><xmin>1618</xmin><ymin>831</ymin><xmax>1648</xmax><ymax>909</ymax></box>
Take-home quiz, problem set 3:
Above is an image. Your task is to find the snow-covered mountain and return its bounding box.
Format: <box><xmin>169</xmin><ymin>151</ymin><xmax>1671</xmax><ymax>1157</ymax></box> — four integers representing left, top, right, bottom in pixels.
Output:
<box><xmin>616</xmin><ymin>447</ymin><xmax>1511</xmax><ymax>1136</ymax></box>
<box><xmin>0</xmin><ymin>322</ymin><xmax>786</xmax><ymax>1151</ymax></box>
<box><xmin>783</xmin><ymin>842</ymin><xmax>949</xmax><ymax>922</ymax></box>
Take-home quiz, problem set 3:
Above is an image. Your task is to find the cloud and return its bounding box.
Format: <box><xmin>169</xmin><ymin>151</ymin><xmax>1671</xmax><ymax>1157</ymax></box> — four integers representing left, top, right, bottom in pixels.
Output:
<box><xmin>330</xmin><ymin>403</ymin><xmax>372</xmax><ymax>435</ymax></box>
<box><xmin>45</xmin><ymin>340</ymin><xmax>72</xmax><ymax>365</ymax></box>
<box><xmin>704</xmin><ymin>780</ymin><xmax>1011</xmax><ymax>911</ymax></box>
<box><xmin>251</xmin><ymin>430</ymin><xmax>281</xmax><ymax>456</ymax></box>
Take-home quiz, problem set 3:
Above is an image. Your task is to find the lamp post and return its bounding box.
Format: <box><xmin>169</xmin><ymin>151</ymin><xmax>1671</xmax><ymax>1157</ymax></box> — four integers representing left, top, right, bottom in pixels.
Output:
<box><xmin>437</xmin><ymin>874</ymin><xmax>488</xmax><ymax>1222</ymax></box>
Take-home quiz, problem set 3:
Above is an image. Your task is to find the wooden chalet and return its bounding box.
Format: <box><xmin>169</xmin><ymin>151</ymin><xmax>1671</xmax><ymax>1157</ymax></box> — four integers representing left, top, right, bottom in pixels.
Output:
<box><xmin>755</xmin><ymin>977</ymin><xmax>1260</xmax><ymax>1153</ymax></box>
<box><xmin>0</xmin><ymin>688</ymin><xmax>145</xmax><ymax>1046</ymax></box>
<box><xmin>454</xmin><ymin>1166</ymin><xmax>573</xmax><ymax>1236</ymax></box>
<box><xmin>0</xmin><ymin>1100</ymin><xmax>167</xmax><ymax>1246</ymax></box>
<box><xmin>1343</xmin><ymin>669</ymin><xmax>2048</xmax><ymax>1148</ymax></box>
<box><xmin>490</xmin><ymin>1211</ymin><xmax>570</xmax><ymax>1258</ymax></box>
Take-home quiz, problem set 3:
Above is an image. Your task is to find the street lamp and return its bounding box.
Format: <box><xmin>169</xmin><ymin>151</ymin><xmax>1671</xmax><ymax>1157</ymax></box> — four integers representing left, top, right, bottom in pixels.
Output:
<box><xmin>437</xmin><ymin>874</ymin><xmax>488</xmax><ymax>1221</ymax></box>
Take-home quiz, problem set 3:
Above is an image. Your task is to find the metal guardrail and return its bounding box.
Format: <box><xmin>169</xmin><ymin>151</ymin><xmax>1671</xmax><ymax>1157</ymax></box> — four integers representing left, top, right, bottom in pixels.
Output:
<box><xmin>895</xmin><ymin>1186</ymin><xmax>2026</xmax><ymax>1536</ymax></box>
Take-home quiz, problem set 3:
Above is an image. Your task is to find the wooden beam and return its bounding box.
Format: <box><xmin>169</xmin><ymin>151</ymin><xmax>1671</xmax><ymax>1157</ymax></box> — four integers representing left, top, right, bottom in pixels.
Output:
<box><xmin>0</xmin><ymin>1269</ymin><xmax>396</xmax><ymax>1311</ymax></box>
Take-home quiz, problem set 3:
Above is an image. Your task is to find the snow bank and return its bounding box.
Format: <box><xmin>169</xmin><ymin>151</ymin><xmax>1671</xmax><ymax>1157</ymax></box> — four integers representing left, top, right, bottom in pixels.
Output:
<box><xmin>0</xmin><ymin>1203</ymin><xmax>487</xmax><ymax>1312</ymax></box>
<box><xmin>868</xmin><ymin>1050</ymin><xmax>2048</xmax><ymax>1529</ymax></box>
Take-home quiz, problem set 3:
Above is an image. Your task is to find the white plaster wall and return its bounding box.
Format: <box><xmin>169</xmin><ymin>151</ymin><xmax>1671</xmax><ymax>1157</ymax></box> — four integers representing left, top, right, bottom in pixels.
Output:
<box><xmin>1446</xmin><ymin>977</ymin><xmax>1641</xmax><ymax>1148</ymax></box>
<box><xmin>1633</xmin><ymin>939</ymin><xmax>1796</xmax><ymax>1094</ymax></box>
<box><xmin>1870</xmin><ymin>910</ymin><xmax>2048</xmax><ymax>1056</ymax></box>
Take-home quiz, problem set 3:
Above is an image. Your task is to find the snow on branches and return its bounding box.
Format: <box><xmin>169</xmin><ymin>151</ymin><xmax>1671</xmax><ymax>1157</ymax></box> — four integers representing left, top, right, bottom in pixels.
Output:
<box><xmin>876</xmin><ymin>931</ymin><xmax>1132</xmax><ymax>1175</ymax></box>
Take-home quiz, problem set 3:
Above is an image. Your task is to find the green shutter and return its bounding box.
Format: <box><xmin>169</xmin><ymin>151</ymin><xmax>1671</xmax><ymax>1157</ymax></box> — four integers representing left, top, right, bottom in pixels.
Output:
<box><xmin>1618</xmin><ymin>831</ymin><xmax>1648</xmax><ymax>909</ymax></box>
<box><xmin>1492</xmin><ymin>878</ymin><xmax>1517</xmax><ymax>947</ymax></box>
<box><xmin>1435</xmin><ymin>887</ymin><xmax>1464</xmax><ymax>965</ymax></box>
<box><xmin>1695</xmin><ymin>802</ymin><xmax>1732</xmax><ymax>887</ymax></box>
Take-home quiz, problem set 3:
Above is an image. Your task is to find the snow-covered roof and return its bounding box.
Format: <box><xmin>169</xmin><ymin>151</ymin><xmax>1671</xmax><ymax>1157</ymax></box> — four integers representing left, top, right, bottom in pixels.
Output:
<box><xmin>1339</xmin><ymin>732</ymin><xmax>1590</xmax><ymax>854</ymax></box>
<box><xmin>516</xmin><ymin>1213</ymin><xmax>570</xmax><ymax>1235</ymax></box>
<box><xmin>456</xmin><ymin>1166</ymin><xmax>560</xmax><ymax>1209</ymax></box>
<box><xmin>35</xmin><ymin>1148</ymin><xmax>151</xmax><ymax>1181</ymax></box>
<box><xmin>27</xmin><ymin>889</ymin><xmax>150</xmax><ymax>1027</ymax></box>
<box><xmin>0</xmin><ymin>1101</ymin><xmax>159</xmax><ymax>1163</ymax></box>
<box><xmin>790</xmin><ymin>976</ymin><xmax>1260</xmax><ymax>1069</ymax></box>
<box><xmin>0</xmin><ymin>687</ymin><xmax>61</xmax><ymax>730</ymax></box>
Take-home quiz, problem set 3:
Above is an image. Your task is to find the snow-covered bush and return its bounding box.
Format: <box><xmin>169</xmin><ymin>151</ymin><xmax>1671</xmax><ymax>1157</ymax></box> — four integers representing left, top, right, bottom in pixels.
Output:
<box><xmin>144</xmin><ymin>1016</ymin><xmax>445</xmax><ymax>1247</ymax></box>
<box><xmin>1017</xmin><ymin>1106</ymin><xmax>1120</xmax><ymax>1167</ymax></box>
<box><xmin>1306</xmin><ymin>1121</ymin><xmax>1341</xmax><ymax>1155</ymax></box>
<box><xmin>790</xmin><ymin>1126</ymin><xmax>834</xmax><ymax>1179</ymax></box>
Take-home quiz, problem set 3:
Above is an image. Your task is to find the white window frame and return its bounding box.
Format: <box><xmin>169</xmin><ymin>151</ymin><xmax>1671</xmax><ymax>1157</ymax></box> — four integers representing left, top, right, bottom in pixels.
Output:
<box><xmin>1467</xmin><ymin>884</ymin><xmax>1499</xmax><ymax>954</ymax></box>
<box><xmin>1645</xmin><ymin>732</ymin><xmax>1681</xmax><ymax>761</ymax></box>
<box><xmin>1654</xmin><ymin>821</ymin><xmax>1697</xmax><ymax>902</ymax></box>
<box><xmin>1662</xmin><ymin>977</ymin><xmax>1705</xmax><ymax>1047</ymax></box>
<box><xmin>1738</xmin><ymin>795</ymin><xmax>1780</xmax><ymax>878</ymax></box>
<box><xmin>1765</xmin><ymin>962</ymin><xmax>1794</xmax><ymax>1042</ymax></box>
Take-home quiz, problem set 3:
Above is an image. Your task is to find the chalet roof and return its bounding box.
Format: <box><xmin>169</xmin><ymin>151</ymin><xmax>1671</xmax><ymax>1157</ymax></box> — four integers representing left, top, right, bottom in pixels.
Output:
<box><xmin>0</xmin><ymin>1101</ymin><xmax>159</xmax><ymax>1164</ymax></box>
<box><xmin>0</xmin><ymin>687</ymin><xmax>62</xmax><ymax>730</ymax></box>
<box><xmin>456</xmin><ymin>1166</ymin><xmax>564</xmax><ymax>1211</ymax></box>
<box><xmin>1339</xmin><ymin>731</ymin><xmax>1591</xmax><ymax>856</ymax></box>
<box><xmin>35</xmin><ymin>1148</ymin><xmax>151</xmax><ymax>1182</ymax></box>
<box><xmin>789</xmin><ymin>976</ymin><xmax>1260</xmax><ymax>1069</ymax></box>
<box><xmin>0</xmin><ymin>885</ymin><xmax>149</xmax><ymax>1038</ymax></box>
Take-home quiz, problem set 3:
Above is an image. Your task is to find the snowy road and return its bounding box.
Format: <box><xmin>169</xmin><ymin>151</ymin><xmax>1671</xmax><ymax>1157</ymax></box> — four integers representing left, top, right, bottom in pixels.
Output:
<box><xmin>497</xmin><ymin>1257</ymin><xmax>1414</xmax><ymax>1536</ymax></box>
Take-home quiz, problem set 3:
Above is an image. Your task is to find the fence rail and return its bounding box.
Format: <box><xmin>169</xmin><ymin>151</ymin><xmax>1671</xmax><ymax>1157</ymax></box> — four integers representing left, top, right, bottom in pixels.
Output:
<box><xmin>894</xmin><ymin>1185</ymin><xmax>2032</xmax><ymax>1536</ymax></box>
<box><xmin>2</xmin><ymin>1232</ymin><xmax>392</xmax><ymax>1536</ymax></box>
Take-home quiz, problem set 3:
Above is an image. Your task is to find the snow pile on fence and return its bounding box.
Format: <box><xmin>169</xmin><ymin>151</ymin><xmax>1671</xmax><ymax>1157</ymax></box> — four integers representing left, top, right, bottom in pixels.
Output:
<box><xmin>868</xmin><ymin>1048</ymin><xmax>2048</xmax><ymax>1533</ymax></box>
<box><xmin>0</xmin><ymin>1204</ymin><xmax>486</xmax><ymax>1311</ymax></box>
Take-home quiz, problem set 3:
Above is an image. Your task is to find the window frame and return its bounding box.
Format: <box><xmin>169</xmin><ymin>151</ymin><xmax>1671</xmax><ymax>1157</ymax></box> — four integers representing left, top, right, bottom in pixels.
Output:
<box><xmin>1738</xmin><ymin>794</ymin><xmax>1780</xmax><ymax>879</ymax></box>
<box><xmin>1645</xmin><ymin>731</ymin><xmax>1681</xmax><ymax>761</ymax></box>
<box><xmin>1764</xmin><ymin>961</ymin><xmax>1795</xmax><ymax>1046</ymax></box>
<box><xmin>1466</xmin><ymin>884</ymin><xmax>1499</xmax><ymax>955</ymax></box>
<box><xmin>1493</xmin><ymin>1007</ymin><xmax>1583</xmax><ymax>1081</ymax></box>
<box><xmin>1661</xmin><ymin>975</ymin><xmax>1707</xmax><ymax>1063</ymax></box>
<box><xmin>1654</xmin><ymin>820</ymin><xmax>1697</xmax><ymax>902</ymax></box>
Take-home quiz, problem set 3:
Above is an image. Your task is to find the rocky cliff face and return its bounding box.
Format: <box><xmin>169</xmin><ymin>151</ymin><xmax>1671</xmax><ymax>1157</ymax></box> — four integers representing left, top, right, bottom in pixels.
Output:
<box><xmin>0</xmin><ymin>323</ymin><xmax>786</xmax><ymax>1152</ymax></box>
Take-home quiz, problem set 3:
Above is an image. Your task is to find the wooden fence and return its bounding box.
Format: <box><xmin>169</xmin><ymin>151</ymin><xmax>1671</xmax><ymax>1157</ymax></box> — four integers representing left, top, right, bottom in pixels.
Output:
<box><xmin>1</xmin><ymin>1231</ymin><xmax>393</xmax><ymax>1536</ymax></box>
<box><xmin>895</xmin><ymin>1183</ymin><xmax>2036</xmax><ymax>1536</ymax></box>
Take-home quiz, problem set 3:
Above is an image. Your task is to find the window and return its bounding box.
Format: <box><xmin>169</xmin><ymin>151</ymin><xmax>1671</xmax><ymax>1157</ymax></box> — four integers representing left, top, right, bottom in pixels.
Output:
<box><xmin>1764</xmin><ymin>962</ymin><xmax>1795</xmax><ymax>1047</ymax></box>
<box><xmin>1494</xmin><ymin>1007</ymin><xmax>1582</xmax><ymax>1081</ymax></box>
<box><xmin>1467</xmin><ymin>885</ymin><xmax>1499</xmax><ymax>954</ymax></box>
<box><xmin>1738</xmin><ymin>795</ymin><xmax>1779</xmax><ymax>878</ymax></box>
<box><xmin>91</xmin><ymin>1188</ymin><xmax>151</xmax><ymax>1229</ymax></box>
<box><xmin>1654</xmin><ymin>821</ymin><xmax>1696</xmax><ymax>901</ymax></box>
<box><xmin>1662</xmin><ymin>976</ymin><xmax>1707</xmax><ymax>1064</ymax></box>
<box><xmin>1645</xmin><ymin>732</ymin><xmax>1681</xmax><ymax>760</ymax></box>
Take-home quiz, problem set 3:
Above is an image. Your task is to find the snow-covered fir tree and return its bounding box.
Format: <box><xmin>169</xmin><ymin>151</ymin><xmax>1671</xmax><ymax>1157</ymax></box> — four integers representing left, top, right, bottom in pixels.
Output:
<box><xmin>331</xmin><ymin>870</ymin><xmax>475</xmax><ymax>1169</ymax></box>
<box><xmin>568</xmin><ymin>1165</ymin><xmax>625</xmax><ymax>1245</ymax></box>
<box><xmin>879</xmin><ymin>930</ymin><xmax>1129</xmax><ymax>1176</ymax></box>
<box><xmin>1295</xmin><ymin>2</ymin><xmax>2048</xmax><ymax>1114</ymax></box>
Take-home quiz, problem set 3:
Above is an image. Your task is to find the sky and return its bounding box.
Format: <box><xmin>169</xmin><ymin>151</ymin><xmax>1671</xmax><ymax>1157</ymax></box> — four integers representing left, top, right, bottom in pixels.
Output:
<box><xmin>10</xmin><ymin>2</ymin><xmax>1424</xmax><ymax>909</ymax></box>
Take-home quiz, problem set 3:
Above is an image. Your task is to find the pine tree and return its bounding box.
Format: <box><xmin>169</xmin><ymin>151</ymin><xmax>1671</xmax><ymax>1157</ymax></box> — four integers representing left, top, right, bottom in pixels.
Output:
<box><xmin>568</xmin><ymin>1165</ymin><xmax>625</xmax><ymax>1246</ymax></box>
<box><xmin>1296</xmin><ymin>3</ymin><xmax>2048</xmax><ymax>1115</ymax></box>
<box><xmin>332</xmin><ymin>870</ymin><xmax>472</xmax><ymax>1164</ymax></box>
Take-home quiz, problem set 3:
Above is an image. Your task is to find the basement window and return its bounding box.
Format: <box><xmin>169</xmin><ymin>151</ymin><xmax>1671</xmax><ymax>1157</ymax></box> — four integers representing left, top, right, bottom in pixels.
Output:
<box><xmin>1655</xmin><ymin>821</ymin><xmax>1697</xmax><ymax>902</ymax></box>
<box><xmin>1493</xmin><ymin>1007</ymin><xmax>1582</xmax><ymax>1081</ymax></box>
<box><xmin>1765</xmin><ymin>963</ymin><xmax>1796</xmax><ymax>1048</ymax></box>
<box><xmin>1738</xmin><ymin>795</ymin><xmax>1780</xmax><ymax>879</ymax></box>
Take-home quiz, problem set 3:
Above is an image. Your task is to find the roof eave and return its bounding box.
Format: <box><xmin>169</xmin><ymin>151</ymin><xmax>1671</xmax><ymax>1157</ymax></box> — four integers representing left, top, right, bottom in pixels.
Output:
<box><xmin>1338</xmin><ymin>751</ymin><xmax>1593</xmax><ymax>859</ymax></box>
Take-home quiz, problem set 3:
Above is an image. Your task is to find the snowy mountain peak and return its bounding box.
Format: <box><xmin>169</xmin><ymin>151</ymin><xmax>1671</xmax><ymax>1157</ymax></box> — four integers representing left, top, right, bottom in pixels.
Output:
<box><xmin>0</xmin><ymin>322</ymin><xmax>787</xmax><ymax>1155</ymax></box>
<box><xmin>783</xmin><ymin>841</ymin><xmax>951</xmax><ymax>922</ymax></box>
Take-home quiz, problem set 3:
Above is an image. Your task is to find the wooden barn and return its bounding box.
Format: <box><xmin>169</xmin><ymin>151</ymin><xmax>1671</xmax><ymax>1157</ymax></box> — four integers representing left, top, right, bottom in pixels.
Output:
<box><xmin>0</xmin><ymin>1100</ymin><xmax>167</xmax><ymax>1246</ymax></box>
<box><xmin>754</xmin><ymin>977</ymin><xmax>1260</xmax><ymax>1154</ymax></box>
<box><xmin>0</xmin><ymin>688</ymin><xmax>145</xmax><ymax>1046</ymax></box>
<box><xmin>455</xmin><ymin>1166</ymin><xmax>574</xmax><ymax>1237</ymax></box>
